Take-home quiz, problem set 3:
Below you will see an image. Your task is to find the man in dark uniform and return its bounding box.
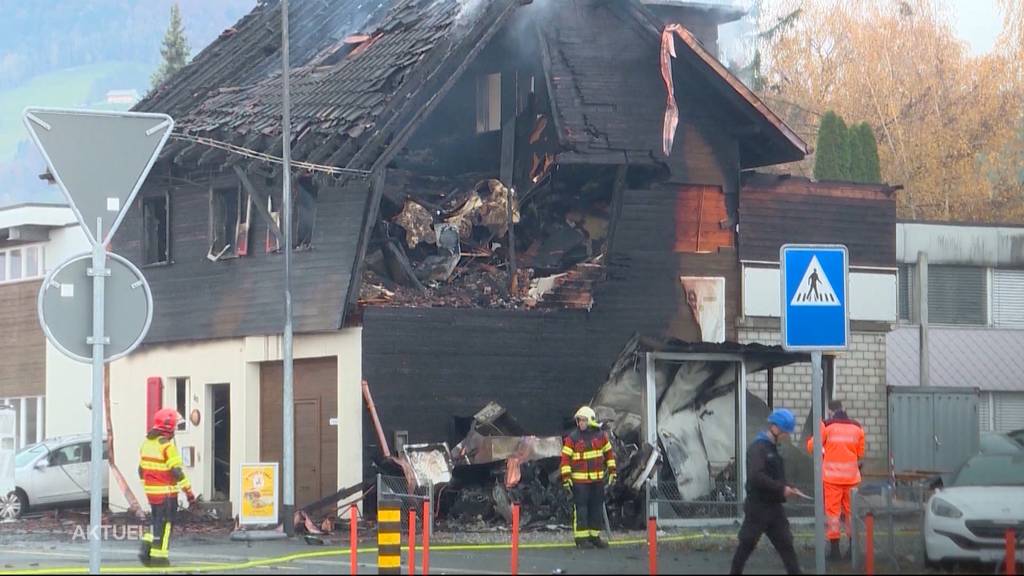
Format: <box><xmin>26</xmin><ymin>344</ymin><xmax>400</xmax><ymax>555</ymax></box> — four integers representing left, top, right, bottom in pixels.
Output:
<box><xmin>730</xmin><ymin>408</ymin><xmax>803</xmax><ymax>575</ymax></box>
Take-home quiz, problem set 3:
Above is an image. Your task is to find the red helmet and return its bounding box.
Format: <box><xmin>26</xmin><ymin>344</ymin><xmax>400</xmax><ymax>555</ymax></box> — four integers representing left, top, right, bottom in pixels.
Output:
<box><xmin>153</xmin><ymin>408</ymin><xmax>180</xmax><ymax>434</ymax></box>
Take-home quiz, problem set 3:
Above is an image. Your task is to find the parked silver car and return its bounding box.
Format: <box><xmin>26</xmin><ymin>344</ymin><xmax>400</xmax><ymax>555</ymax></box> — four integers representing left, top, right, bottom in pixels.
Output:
<box><xmin>0</xmin><ymin>434</ymin><xmax>109</xmax><ymax>520</ymax></box>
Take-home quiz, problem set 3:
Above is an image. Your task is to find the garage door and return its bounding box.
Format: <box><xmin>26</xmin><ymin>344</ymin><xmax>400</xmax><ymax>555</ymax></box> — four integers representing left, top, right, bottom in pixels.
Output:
<box><xmin>260</xmin><ymin>357</ymin><xmax>338</xmax><ymax>509</ymax></box>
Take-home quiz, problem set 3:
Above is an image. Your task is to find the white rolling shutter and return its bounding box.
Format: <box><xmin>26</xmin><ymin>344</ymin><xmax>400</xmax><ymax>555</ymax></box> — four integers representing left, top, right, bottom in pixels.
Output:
<box><xmin>978</xmin><ymin>392</ymin><xmax>992</xmax><ymax>432</ymax></box>
<box><xmin>994</xmin><ymin>392</ymin><xmax>1024</xmax><ymax>432</ymax></box>
<box><xmin>993</xmin><ymin>269</ymin><xmax>1024</xmax><ymax>327</ymax></box>
<box><xmin>928</xmin><ymin>266</ymin><xmax>987</xmax><ymax>325</ymax></box>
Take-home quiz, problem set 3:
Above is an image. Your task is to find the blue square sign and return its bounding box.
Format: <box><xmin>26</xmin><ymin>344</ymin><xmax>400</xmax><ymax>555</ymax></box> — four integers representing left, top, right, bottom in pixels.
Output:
<box><xmin>780</xmin><ymin>244</ymin><xmax>849</xmax><ymax>350</ymax></box>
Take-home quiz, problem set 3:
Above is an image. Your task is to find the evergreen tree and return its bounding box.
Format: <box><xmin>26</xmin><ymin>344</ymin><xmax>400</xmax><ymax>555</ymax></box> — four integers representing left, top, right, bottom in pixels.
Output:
<box><xmin>813</xmin><ymin>111</ymin><xmax>851</xmax><ymax>181</ymax></box>
<box><xmin>857</xmin><ymin>122</ymin><xmax>882</xmax><ymax>184</ymax></box>
<box><xmin>848</xmin><ymin>122</ymin><xmax>868</xmax><ymax>182</ymax></box>
<box><xmin>151</xmin><ymin>3</ymin><xmax>190</xmax><ymax>89</ymax></box>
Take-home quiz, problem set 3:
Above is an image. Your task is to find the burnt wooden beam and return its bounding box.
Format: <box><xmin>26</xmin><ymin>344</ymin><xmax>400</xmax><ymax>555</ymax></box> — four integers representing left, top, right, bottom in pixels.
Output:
<box><xmin>233</xmin><ymin>165</ymin><xmax>282</xmax><ymax>241</ymax></box>
<box><xmin>604</xmin><ymin>164</ymin><xmax>628</xmax><ymax>257</ymax></box>
<box><xmin>345</xmin><ymin>167</ymin><xmax>388</xmax><ymax>311</ymax></box>
<box><xmin>534</xmin><ymin>23</ymin><xmax>566</xmax><ymax>148</ymax></box>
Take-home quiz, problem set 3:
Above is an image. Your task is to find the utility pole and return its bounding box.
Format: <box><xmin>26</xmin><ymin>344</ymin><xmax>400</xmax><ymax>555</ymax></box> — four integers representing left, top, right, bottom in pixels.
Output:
<box><xmin>280</xmin><ymin>0</ymin><xmax>295</xmax><ymax>537</ymax></box>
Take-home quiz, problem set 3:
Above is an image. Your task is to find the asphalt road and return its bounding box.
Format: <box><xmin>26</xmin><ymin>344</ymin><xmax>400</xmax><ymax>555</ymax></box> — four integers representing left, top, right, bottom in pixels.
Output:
<box><xmin>0</xmin><ymin>532</ymin><xmax>825</xmax><ymax>574</ymax></box>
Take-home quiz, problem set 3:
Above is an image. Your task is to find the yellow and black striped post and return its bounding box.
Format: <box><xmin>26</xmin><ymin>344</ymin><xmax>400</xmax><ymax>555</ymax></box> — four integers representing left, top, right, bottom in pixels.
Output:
<box><xmin>377</xmin><ymin>499</ymin><xmax>402</xmax><ymax>574</ymax></box>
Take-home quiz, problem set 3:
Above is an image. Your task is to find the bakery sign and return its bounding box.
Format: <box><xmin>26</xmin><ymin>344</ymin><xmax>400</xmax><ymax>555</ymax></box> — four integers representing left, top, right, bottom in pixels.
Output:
<box><xmin>240</xmin><ymin>462</ymin><xmax>279</xmax><ymax>525</ymax></box>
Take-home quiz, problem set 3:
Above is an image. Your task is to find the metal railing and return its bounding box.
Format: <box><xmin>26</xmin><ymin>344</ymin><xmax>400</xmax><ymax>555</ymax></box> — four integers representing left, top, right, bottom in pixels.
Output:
<box><xmin>377</xmin><ymin>474</ymin><xmax>433</xmax><ymax>529</ymax></box>
<box><xmin>850</xmin><ymin>480</ymin><xmax>929</xmax><ymax>572</ymax></box>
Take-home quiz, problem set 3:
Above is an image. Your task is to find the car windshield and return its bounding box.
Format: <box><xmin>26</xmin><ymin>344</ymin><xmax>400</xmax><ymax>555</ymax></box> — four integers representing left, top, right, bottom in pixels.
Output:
<box><xmin>980</xmin><ymin>433</ymin><xmax>1023</xmax><ymax>454</ymax></box>
<box><xmin>952</xmin><ymin>454</ymin><xmax>1024</xmax><ymax>487</ymax></box>
<box><xmin>14</xmin><ymin>443</ymin><xmax>48</xmax><ymax>468</ymax></box>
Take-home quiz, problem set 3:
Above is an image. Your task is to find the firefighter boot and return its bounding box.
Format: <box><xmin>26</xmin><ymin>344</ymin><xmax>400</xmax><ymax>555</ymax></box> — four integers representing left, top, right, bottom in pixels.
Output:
<box><xmin>138</xmin><ymin>535</ymin><xmax>153</xmax><ymax>566</ymax></box>
<box><xmin>591</xmin><ymin>536</ymin><xmax>610</xmax><ymax>549</ymax></box>
<box><xmin>828</xmin><ymin>539</ymin><xmax>842</xmax><ymax>562</ymax></box>
<box><xmin>575</xmin><ymin>538</ymin><xmax>595</xmax><ymax>549</ymax></box>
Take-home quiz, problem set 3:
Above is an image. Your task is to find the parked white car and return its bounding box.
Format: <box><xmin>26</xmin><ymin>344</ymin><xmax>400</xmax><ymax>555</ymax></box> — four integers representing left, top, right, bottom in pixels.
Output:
<box><xmin>0</xmin><ymin>435</ymin><xmax>109</xmax><ymax>520</ymax></box>
<box><xmin>924</xmin><ymin>452</ymin><xmax>1024</xmax><ymax>568</ymax></box>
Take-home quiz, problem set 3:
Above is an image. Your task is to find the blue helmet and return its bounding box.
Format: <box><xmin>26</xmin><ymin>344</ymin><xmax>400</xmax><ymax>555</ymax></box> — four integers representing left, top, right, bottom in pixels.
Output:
<box><xmin>768</xmin><ymin>409</ymin><xmax>796</xmax><ymax>434</ymax></box>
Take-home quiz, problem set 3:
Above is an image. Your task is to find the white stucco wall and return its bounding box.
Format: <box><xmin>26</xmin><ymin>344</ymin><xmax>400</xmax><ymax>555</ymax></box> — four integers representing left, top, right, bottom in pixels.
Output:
<box><xmin>742</xmin><ymin>264</ymin><xmax>898</xmax><ymax>322</ymax></box>
<box><xmin>108</xmin><ymin>329</ymin><xmax>362</xmax><ymax>516</ymax></box>
<box><xmin>43</xmin><ymin>224</ymin><xmax>92</xmax><ymax>438</ymax></box>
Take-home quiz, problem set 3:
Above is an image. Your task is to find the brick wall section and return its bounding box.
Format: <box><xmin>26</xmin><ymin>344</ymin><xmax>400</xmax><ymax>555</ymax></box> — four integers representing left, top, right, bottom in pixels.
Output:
<box><xmin>0</xmin><ymin>280</ymin><xmax>46</xmax><ymax>397</ymax></box>
<box><xmin>739</xmin><ymin>326</ymin><xmax>888</xmax><ymax>465</ymax></box>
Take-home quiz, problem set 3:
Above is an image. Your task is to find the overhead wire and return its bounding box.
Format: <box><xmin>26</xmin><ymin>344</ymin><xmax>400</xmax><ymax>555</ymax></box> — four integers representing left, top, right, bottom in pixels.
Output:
<box><xmin>168</xmin><ymin>133</ymin><xmax>372</xmax><ymax>178</ymax></box>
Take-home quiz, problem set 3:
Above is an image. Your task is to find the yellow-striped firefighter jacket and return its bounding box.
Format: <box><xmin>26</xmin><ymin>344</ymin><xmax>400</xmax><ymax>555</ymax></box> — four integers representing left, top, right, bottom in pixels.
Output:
<box><xmin>138</xmin><ymin>433</ymin><xmax>191</xmax><ymax>504</ymax></box>
<box><xmin>560</xmin><ymin>427</ymin><xmax>616</xmax><ymax>484</ymax></box>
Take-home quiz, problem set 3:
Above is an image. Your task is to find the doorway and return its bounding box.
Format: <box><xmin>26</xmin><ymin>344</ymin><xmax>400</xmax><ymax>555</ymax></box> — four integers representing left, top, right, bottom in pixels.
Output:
<box><xmin>260</xmin><ymin>357</ymin><xmax>338</xmax><ymax>509</ymax></box>
<box><xmin>209</xmin><ymin>384</ymin><xmax>231</xmax><ymax>501</ymax></box>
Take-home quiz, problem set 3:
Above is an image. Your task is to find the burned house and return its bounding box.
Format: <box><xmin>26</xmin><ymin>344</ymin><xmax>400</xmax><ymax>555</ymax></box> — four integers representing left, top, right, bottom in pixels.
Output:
<box><xmin>104</xmin><ymin>0</ymin><xmax>897</xmax><ymax>521</ymax></box>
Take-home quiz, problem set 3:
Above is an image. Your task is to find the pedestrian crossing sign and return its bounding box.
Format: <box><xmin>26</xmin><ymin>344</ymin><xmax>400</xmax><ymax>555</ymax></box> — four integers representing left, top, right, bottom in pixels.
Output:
<box><xmin>780</xmin><ymin>244</ymin><xmax>849</xmax><ymax>350</ymax></box>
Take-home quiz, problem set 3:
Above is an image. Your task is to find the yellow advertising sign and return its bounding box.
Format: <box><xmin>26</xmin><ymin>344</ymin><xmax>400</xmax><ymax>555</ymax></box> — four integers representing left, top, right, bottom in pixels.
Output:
<box><xmin>239</xmin><ymin>463</ymin><xmax>278</xmax><ymax>525</ymax></box>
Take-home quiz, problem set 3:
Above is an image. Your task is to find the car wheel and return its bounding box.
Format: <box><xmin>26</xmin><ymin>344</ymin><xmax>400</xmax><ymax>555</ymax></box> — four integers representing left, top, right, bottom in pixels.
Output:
<box><xmin>921</xmin><ymin>521</ymin><xmax>939</xmax><ymax>570</ymax></box>
<box><xmin>0</xmin><ymin>489</ymin><xmax>26</xmax><ymax>520</ymax></box>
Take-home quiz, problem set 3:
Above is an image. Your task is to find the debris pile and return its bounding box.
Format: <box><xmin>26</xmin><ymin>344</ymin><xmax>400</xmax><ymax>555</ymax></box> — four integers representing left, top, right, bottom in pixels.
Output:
<box><xmin>359</xmin><ymin>161</ymin><xmax>621</xmax><ymax>310</ymax></box>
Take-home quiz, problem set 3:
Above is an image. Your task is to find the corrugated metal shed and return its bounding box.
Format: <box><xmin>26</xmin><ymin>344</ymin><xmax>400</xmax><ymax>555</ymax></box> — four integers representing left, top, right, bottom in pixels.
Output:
<box><xmin>886</xmin><ymin>326</ymin><xmax>1024</xmax><ymax>392</ymax></box>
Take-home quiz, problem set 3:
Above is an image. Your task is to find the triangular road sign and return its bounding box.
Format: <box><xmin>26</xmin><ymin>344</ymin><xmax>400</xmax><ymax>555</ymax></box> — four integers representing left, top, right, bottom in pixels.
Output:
<box><xmin>790</xmin><ymin>255</ymin><xmax>840</xmax><ymax>306</ymax></box>
<box><xmin>23</xmin><ymin>108</ymin><xmax>174</xmax><ymax>247</ymax></box>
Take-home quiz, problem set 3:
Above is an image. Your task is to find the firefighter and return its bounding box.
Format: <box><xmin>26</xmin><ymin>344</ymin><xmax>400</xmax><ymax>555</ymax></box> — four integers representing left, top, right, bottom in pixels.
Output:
<box><xmin>730</xmin><ymin>408</ymin><xmax>803</xmax><ymax>575</ymax></box>
<box><xmin>806</xmin><ymin>399</ymin><xmax>865</xmax><ymax>561</ymax></box>
<box><xmin>560</xmin><ymin>406</ymin><xmax>616</xmax><ymax>549</ymax></box>
<box><xmin>138</xmin><ymin>408</ymin><xmax>196</xmax><ymax>566</ymax></box>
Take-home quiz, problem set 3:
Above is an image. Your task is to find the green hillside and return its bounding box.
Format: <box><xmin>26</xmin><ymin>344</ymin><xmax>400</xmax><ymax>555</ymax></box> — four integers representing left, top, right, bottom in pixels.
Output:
<box><xmin>0</xmin><ymin>61</ymin><xmax>150</xmax><ymax>158</ymax></box>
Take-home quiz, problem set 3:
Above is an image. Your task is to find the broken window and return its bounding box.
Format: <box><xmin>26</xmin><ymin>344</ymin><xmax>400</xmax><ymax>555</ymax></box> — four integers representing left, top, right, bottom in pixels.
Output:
<box><xmin>209</xmin><ymin>185</ymin><xmax>240</xmax><ymax>260</ymax></box>
<box><xmin>476</xmin><ymin>73</ymin><xmax>501</xmax><ymax>133</ymax></box>
<box><xmin>235</xmin><ymin>193</ymin><xmax>253</xmax><ymax>257</ymax></box>
<box><xmin>143</xmin><ymin>194</ymin><xmax>170</xmax><ymax>265</ymax></box>
<box><xmin>293</xmin><ymin>178</ymin><xmax>318</xmax><ymax>250</ymax></box>
<box><xmin>265</xmin><ymin>194</ymin><xmax>281</xmax><ymax>254</ymax></box>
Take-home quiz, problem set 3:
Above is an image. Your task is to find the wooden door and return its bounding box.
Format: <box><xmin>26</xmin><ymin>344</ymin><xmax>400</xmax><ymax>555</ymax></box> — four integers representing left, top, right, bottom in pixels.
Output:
<box><xmin>294</xmin><ymin>399</ymin><xmax>322</xmax><ymax>507</ymax></box>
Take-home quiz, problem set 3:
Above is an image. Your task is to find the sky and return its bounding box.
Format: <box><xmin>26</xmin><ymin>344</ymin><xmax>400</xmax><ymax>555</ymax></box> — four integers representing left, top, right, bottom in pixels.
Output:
<box><xmin>948</xmin><ymin>0</ymin><xmax>1003</xmax><ymax>55</ymax></box>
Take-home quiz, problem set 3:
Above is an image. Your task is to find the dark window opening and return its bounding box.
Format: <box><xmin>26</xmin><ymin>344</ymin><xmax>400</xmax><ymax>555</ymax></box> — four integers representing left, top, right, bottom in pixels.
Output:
<box><xmin>174</xmin><ymin>377</ymin><xmax>188</xmax><ymax>432</ymax></box>
<box><xmin>143</xmin><ymin>195</ymin><xmax>170</xmax><ymax>265</ymax></box>
<box><xmin>476</xmin><ymin>73</ymin><xmax>501</xmax><ymax>133</ymax></box>
<box><xmin>293</xmin><ymin>178</ymin><xmax>318</xmax><ymax>250</ymax></box>
<box><xmin>210</xmin><ymin>185</ymin><xmax>240</xmax><ymax>260</ymax></box>
<box><xmin>266</xmin><ymin>194</ymin><xmax>281</xmax><ymax>254</ymax></box>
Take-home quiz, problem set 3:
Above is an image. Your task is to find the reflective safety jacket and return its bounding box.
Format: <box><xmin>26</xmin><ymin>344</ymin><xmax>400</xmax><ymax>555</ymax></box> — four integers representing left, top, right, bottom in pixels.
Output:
<box><xmin>806</xmin><ymin>413</ymin><xmax>865</xmax><ymax>486</ymax></box>
<box><xmin>560</xmin><ymin>427</ymin><xmax>616</xmax><ymax>484</ymax></box>
<box><xmin>138</xmin><ymin>433</ymin><xmax>191</xmax><ymax>504</ymax></box>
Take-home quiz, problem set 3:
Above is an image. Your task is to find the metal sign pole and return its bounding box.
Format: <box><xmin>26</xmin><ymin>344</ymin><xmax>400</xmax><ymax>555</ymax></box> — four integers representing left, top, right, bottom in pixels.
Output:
<box><xmin>811</xmin><ymin>350</ymin><xmax>825</xmax><ymax>575</ymax></box>
<box><xmin>88</xmin><ymin>220</ymin><xmax>106</xmax><ymax>574</ymax></box>
<box><xmin>280</xmin><ymin>0</ymin><xmax>296</xmax><ymax>537</ymax></box>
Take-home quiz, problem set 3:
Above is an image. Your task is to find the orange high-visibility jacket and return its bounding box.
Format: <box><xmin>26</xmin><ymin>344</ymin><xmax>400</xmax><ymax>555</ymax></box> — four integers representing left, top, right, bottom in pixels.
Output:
<box><xmin>560</xmin><ymin>427</ymin><xmax>616</xmax><ymax>484</ymax></box>
<box><xmin>138</xmin><ymin>434</ymin><xmax>191</xmax><ymax>504</ymax></box>
<box><xmin>806</xmin><ymin>416</ymin><xmax>865</xmax><ymax>486</ymax></box>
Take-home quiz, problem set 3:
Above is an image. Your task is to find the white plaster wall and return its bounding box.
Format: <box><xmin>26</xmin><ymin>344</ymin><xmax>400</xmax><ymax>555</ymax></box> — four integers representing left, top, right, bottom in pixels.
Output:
<box><xmin>743</xmin><ymin>265</ymin><xmax>897</xmax><ymax>322</ymax></box>
<box><xmin>108</xmin><ymin>329</ymin><xmax>362</xmax><ymax>516</ymax></box>
<box><xmin>43</xmin><ymin>224</ymin><xmax>92</xmax><ymax>438</ymax></box>
<box><xmin>108</xmin><ymin>338</ymin><xmax>250</xmax><ymax>514</ymax></box>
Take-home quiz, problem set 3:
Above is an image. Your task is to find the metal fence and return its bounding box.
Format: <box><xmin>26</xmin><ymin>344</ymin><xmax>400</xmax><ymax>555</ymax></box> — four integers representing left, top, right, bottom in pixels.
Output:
<box><xmin>647</xmin><ymin>462</ymin><xmax>818</xmax><ymax>526</ymax></box>
<box><xmin>377</xmin><ymin>474</ymin><xmax>433</xmax><ymax>529</ymax></box>
<box><xmin>850</xmin><ymin>480</ymin><xmax>930</xmax><ymax>572</ymax></box>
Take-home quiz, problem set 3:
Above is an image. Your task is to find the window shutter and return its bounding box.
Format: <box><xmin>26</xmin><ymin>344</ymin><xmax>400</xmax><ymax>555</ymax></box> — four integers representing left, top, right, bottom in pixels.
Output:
<box><xmin>928</xmin><ymin>266</ymin><xmax>986</xmax><ymax>325</ymax></box>
<box><xmin>993</xmin><ymin>269</ymin><xmax>1024</xmax><ymax>327</ymax></box>
<box><xmin>978</xmin><ymin>392</ymin><xmax>991</xmax><ymax>432</ymax></box>
<box><xmin>898</xmin><ymin>264</ymin><xmax>914</xmax><ymax>321</ymax></box>
<box><xmin>994</xmin><ymin>392</ymin><xmax>1024</xmax><ymax>433</ymax></box>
